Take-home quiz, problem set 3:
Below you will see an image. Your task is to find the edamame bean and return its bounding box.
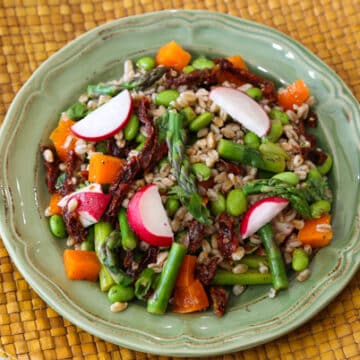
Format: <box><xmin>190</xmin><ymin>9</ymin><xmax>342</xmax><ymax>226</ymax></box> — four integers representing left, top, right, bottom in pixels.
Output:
<box><xmin>192</xmin><ymin>56</ymin><xmax>215</xmax><ymax>70</ymax></box>
<box><xmin>317</xmin><ymin>153</ymin><xmax>332</xmax><ymax>175</ymax></box>
<box><xmin>192</xmin><ymin>163</ymin><xmax>211</xmax><ymax>181</ymax></box>
<box><xmin>307</xmin><ymin>167</ymin><xmax>322</xmax><ymax>181</ymax></box>
<box><xmin>124</xmin><ymin>114</ymin><xmax>140</xmax><ymax>141</ymax></box>
<box><xmin>244</xmin><ymin>132</ymin><xmax>261</xmax><ymax>149</ymax></box>
<box><xmin>135</xmin><ymin>134</ymin><xmax>146</xmax><ymax>151</ymax></box>
<box><xmin>49</xmin><ymin>214</ymin><xmax>67</xmax><ymax>238</ymax></box>
<box><xmin>259</xmin><ymin>142</ymin><xmax>289</xmax><ymax>160</ymax></box>
<box><xmin>310</xmin><ymin>200</ymin><xmax>331</xmax><ymax>218</ymax></box>
<box><xmin>189</xmin><ymin>112</ymin><xmax>213</xmax><ymax>131</ymax></box>
<box><xmin>180</xmin><ymin>106</ymin><xmax>196</xmax><ymax>125</ymax></box>
<box><xmin>95</xmin><ymin>141</ymin><xmax>107</xmax><ymax>154</ymax></box>
<box><xmin>272</xmin><ymin>171</ymin><xmax>299</xmax><ymax>185</ymax></box>
<box><xmin>108</xmin><ymin>284</ymin><xmax>135</xmax><ymax>303</ymax></box>
<box><xmin>269</xmin><ymin>108</ymin><xmax>289</xmax><ymax>125</ymax></box>
<box><xmin>155</xmin><ymin>90</ymin><xmax>180</xmax><ymax>107</ymax></box>
<box><xmin>226</xmin><ymin>189</ymin><xmax>247</xmax><ymax>216</ymax></box>
<box><xmin>183</xmin><ymin>65</ymin><xmax>195</xmax><ymax>74</ymax></box>
<box><xmin>292</xmin><ymin>248</ymin><xmax>309</xmax><ymax>272</ymax></box>
<box><xmin>136</xmin><ymin>141</ymin><xmax>145</xmax><ymax>151</ymax></box>
<box><xmin>264</xmin><ymin>119</ymin><xmax>283</xmax><ymax>143</ymax></box>
<box><xmin>136</xmin><ymin>133</ymin><xmax>146</xmax><ymax>143</ymax></box>
<box><xmin>246</xmin><ymin>87</ymin><xmax>262</xmax><ymax>101</ymax></box>
<box><xmin>165</xmin><ymin>198</ymin><xmax>180</xmax><ymax>217</ymax></box>
<box><xmin>210</xmin><ymin>193</ymin><xmax>226</xmax><ymax>216</ymax></box>
<box><xmin>80</xmin><ymin>240</ymin><xmax>94</xmax><ymax>251</ymax></box>
<box><xmin>136</xmin><ymin>56</ymin><xmax>155</xmax><ymax>71</ymax></box>
<box><xmin>81</xmin><ymin>227</ymin><xmax>95</xmax><ymax>251</ymax></box>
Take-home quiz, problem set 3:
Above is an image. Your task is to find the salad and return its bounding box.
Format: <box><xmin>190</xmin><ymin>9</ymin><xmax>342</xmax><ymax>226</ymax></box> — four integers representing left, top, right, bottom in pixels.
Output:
<box><xmin>41</xmin><ymin>41</ymin><xmax>333</xmax><ymax>316</ymax></box>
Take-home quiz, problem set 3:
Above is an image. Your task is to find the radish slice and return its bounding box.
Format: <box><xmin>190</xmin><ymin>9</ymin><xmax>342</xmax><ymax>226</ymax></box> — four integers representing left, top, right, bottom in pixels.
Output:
<box><xmin>240</xmin><ymin>197</ymin><xmax>289</xmax><ymax>239</ymax></box>
<box><xmin>127</xmin><ymin>184</ymin><xmax>174</xmax><ymax>247</ymax></box>
<box><xmin>71</xmin><ymin>89</ymin><xmax>133</xmax><ymax>141</ymax></box>
<box><xmin>209</xmin><ymin>86</ymin><xmax>270</xmax><ymax>137</ymax></box>
<box><xmin>58</xmin><ymin>184</ymin><xmax>110</xmax><ymax>227</ymax></box>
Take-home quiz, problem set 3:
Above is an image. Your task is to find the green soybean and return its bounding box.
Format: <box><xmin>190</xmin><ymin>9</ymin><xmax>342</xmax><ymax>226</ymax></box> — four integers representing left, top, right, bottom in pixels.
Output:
<box><xmin>180</xmin><ymin>106</ymin><xmax>196</xmax><ymax>125</ymax></box>
<box><xmin>136</xmin><ymin>56</ymin><xmax>155</xmax><ymax>71</ymax></box>
<box><xmin>244</xmin><ymin>132</ymin><xmax>261</xmax><ymax>149</ymax></box>
<box><xmin>136</xmin><ymin>141</ymin><xmax>145</xmax><ymax>151</ymax></box>
<box><xmin>165</xmin><ymin>198</ymin><xmax>180</xmax><ymax>217</ymax></box>
<box><xmin>183</xmin><ymin>65</ymin><xmax>195</xmax><ymax>74</ymax></box>
<box><xmin>80</xmin><ymin>241</ymin><xmax>93</xmax><ymax>251</ymax></box>
<box><xmin>107</xmin><ymin>284</ymin><xmax>135</xmax><ymax>303</ymax></box>
<box><xmin>246</xmin><ymin>87</ymin><xmax>262</xmax><ymax>101</ymax></box>
<box><xmin>292</xmin><ymin>248</ymin><xmax>309</xmax><ymax>272</ymax></box>
<box><xmin>210</xmin><ymin>193</ymin><xmax>226</xmax><ymax>216</ymax></box>
<box><xmin>49</xmin><ymin>214</ymin><xmax>67</xmax><ymax>238</ymax></box>
<box><xmin>189</xmin><ymin>112</ymin><xmax>213</xmax><ymax>131</ymax></box>
<box><xmin>317</xmin><ymin>153</ymin><xmax>333</xmax><ymax>175</ymax></box>
<box><xmin>310</xmin><ymin>200</ymin><xmax>331</xmax><ymax>218</ymax></box>
<box><xmin>95</xmin><ymin>141</ymin><xmax>107</xmax><ymax>154</ymax></box>
<box><xmin>80</xmin><ymin>227</ymin><xmax>95</xmax><ymax>251</ymax></box>
<box><xmin>192</xmin><ymin>163</ymin><xmax>211</xmax><ymax>181</ymax></box>
<box><xmin>307</xmin><ymin>167</ymin><xmax>322</xmax><ymax>181</ymax></box>
<box><xmin>155</xmin><ymin>90</ymin><xmax>180</xmax><ymax>107</ymax></box>
<box><xmin>124</xmin><ymin>114</ymin><xmax>140</xmax><ymax>141</ymax></box>
<box><xmin>136</xmin><ymin>133</ymin><xmax>146</xmax><ymax>143</ymax></box>
<box><xmin>272</xmin><ymin>171</ymin><xmax>299</xmax><ymax>185</ymax></box>
<box><xmin>259</xmin><ymin>142</ymin><xmax>289</xmax><ymax>160</ymax></box>
<box><xmin>192</xmin><ymin>56</ymin><xmax>215</xmax><ymax>70</ymax></box>
<box><xmin>269</xmin><ymin>108</ymin><xmax>289</xmax><ymax>125</ymax></box>
<box><xmin>264</xmin><ymin>119</ymin><xmax>283</xmax><ymax>143</ymax></box>
<box><xmin>226</xmin><ymin>189</ymin><xmax>247</xmax><ymax>216</ymax></box>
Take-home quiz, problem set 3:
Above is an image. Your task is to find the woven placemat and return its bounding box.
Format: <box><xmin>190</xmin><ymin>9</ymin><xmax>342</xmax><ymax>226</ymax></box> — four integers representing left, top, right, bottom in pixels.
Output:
<box><xmin>1</xmin><ymin>1</ymin><xmax>359</xmax><ymax>359</ymax></box>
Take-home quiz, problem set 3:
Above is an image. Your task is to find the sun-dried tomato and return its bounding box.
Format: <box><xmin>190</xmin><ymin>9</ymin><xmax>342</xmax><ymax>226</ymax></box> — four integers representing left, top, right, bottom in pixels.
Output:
<box><xmin>209</xmin><ymin>286</ymin><xmax>229</xmax><ymax>317</ymax></box>
<box><xmin>217</xmin><ymin>212</ymin><xmax>237</xmax><ymax>259</ymax></box>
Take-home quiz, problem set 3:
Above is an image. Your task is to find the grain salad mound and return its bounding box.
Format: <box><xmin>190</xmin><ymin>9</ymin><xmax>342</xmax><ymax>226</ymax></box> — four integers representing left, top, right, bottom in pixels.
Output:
<box><xmin>41</xmin><ymin>41</ymin><xmax>333</xmax><ymax>316</ymax></box>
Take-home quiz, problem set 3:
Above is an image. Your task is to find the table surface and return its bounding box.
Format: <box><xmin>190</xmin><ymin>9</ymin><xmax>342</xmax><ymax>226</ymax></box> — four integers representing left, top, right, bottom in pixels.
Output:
<box><xmin>0</xmin><ymin>1</ymin><xmax>359</xmax><ymax>359</ymax></box>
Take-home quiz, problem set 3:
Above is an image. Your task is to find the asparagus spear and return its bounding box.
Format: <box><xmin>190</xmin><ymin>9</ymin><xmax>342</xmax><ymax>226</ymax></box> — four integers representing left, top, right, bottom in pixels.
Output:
<box><xmin>118</xmin><ymin>207</ymin><xmax>138</xmax><ymax>250</ymax></box>
<box><xmin>166</xmin><ymin>110</ymin><xmax>211</xmax><ymax>225</ymax></box>
<box><xmin>217</xmin><ymin>139</ymin><xmax>286</xmax><ymax>173</ymax></box>
<box><xmin>212</xmin><ymin>269</ymin><xmax>273</xmax><ymax>285</ymax></box>
<box><xmin>238</xmin><ymin>255</ymin><xmax>269</xmax><ymax>269</ymax></box>
<box><xmin>147</xmin><ymin>242</ymin><xmax>187</xmax><ymax>314</ymax></box>
<box><xmin>242</xmin><ymin>178</ymin><xmax>312</xmax><ymax>219</ymax></box>
<box><xmin>135</xmin><ymin>268</ymin><xmax>156</xmax><ymax>300</ymax></box>
<box><xmin>95</xmin><ymin>223</ymin><xmax>133</xmax><ymax>286</ymax></box>
<box><xmin>258</xmin><ymin>223</ymin><xmax>288</xmax><ymax>290</ymax></box>
<box><xmin>94</xmin><ymin>222</ymin><xmax>116</xmax><ymax>291</ymax></box>
<box><xmin>87</xmin><ymin>66</ymin><xmax>169</xmax><ymax>98</ymax></box>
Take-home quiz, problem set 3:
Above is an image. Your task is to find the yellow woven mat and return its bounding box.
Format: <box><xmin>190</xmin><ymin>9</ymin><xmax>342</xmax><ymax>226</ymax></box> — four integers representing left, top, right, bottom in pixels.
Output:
<box><xmin>1</xmin><ymin>0</ymin><xmax>359</xmax><ymax>359</ymax></box>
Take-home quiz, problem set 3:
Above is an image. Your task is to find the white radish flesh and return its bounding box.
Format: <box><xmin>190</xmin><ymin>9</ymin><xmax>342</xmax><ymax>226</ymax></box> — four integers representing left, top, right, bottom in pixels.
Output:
<box><xmin>209</xmin><ymin>86</ymin><xmax>270</xmax><ymax>137</ymax></box>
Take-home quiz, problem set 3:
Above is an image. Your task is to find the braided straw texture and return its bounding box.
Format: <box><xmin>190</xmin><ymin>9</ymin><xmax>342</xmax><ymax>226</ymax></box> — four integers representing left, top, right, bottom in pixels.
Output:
<box><xmin>0</xmin><ymin>0</ymin><xmax>359</xmax><ymax>359</ymax></box>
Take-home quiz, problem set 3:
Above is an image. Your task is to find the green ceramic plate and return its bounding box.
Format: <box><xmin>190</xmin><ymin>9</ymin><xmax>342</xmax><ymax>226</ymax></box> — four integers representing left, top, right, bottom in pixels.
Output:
<box><xmin>0</xmin><ymin>10</ymin><xmax>359</xmax><ymax>357</ymax></box>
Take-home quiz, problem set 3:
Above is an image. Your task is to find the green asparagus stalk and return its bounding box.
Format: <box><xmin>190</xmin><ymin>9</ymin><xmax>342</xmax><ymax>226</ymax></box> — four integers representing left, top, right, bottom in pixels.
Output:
<box><xmin>166</xmin><ymin>110</ymin><xmax>211</xmax><ymax>225</ymax></box>
<box><xmin>239</xmin><ymin>255</ymin><xmax>269</xmax><ymax>269</ymax></box>
<box><xmin>135</xmin><ymin>268</ymin><xmax>156</xmax><ymax>300</ymax></box>
<box><xmin>94</xmin><ymin>222</ymin><xmax>115</xmax><ymax>291</ymax></box>
<box><xmin>118</xmin><ymin>208</ymin><xmax>138</xmax><ymax>250</ymax></box>
<box><xmin>217</xmin><ymin>139</ymin><xmax>286</xmax><ymax>173</ymax></box>
<box><xmin>87</xmin><ymin>66</ymin><xmax>169</xmax><ymax>98</ymax></box>
<box><xmin>147</xmin><ymin>242</ymin><xmax>187</xmax><ymax>314</ymax></box>
<box><xmin>212</xmin><ymin>269</ymin><xmax>273</xmax><ymax>285</ymax></box>
<box><xmin>242</xmin><ymin>178</ymin><xmax>312</xmax><ymax>219</ymax></box>
<box><xmin>99</xmin><ymin>266</ymin><xmax>115</xmax><ymax>292</ymax></box>
<box><xmin>258</xmin><ymin>223</ymin><xmax>288</xmax><ymax>290</ymax></box>
<box><xmin>94</xmin><ymin>223</ymin><xmax>133</xmax><ymax>286</ymax></box>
